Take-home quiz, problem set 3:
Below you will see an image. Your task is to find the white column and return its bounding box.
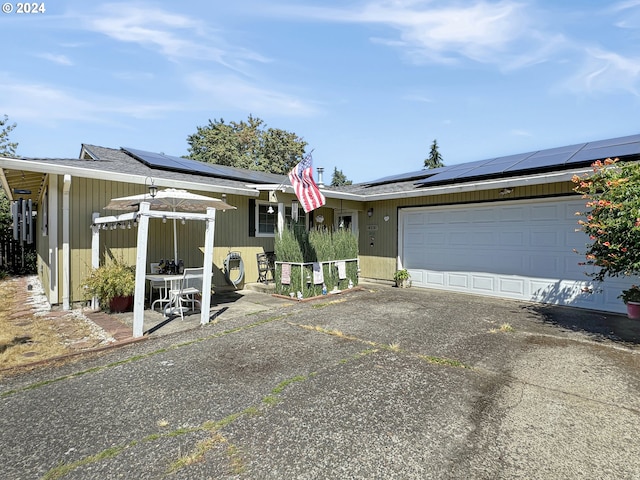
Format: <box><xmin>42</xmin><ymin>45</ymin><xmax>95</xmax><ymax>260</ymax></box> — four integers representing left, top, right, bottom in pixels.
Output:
<box><xmin>200</xmin><ymin>207</ymin><xmax>216</xmax><ymax>326</ymax></box>
<box><xmin>48</xmin><ymin>176</ymin><xmax>59</xmax><ymax>304</ymax></box>
<box><xmin>277</xmin><ymin>202</ymin><xmax>285</xmax><ymax>236</ymax></box>
<box><xmin>132</xmin><ymin>202</ymin><xmax>150</xmax><ymax>338</ymax></box>
<box><xmin>62</xmin><ymin>175</ymin><xmax>71</xmax><ymax>310</ymax></box>
<box><xmin>90</xmin><ymin>212</ymin><xmax>100</xmax><ymax>310</ymax></box>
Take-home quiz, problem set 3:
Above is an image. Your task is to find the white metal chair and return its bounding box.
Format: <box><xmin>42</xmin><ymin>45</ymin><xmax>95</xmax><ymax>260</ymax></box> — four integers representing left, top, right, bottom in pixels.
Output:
<box><xmin>167</xmin><ymin>267</ymin><xmax>204</xmax><ymax>320</ymax></box>
<box><xmin>148</xmin><ymin>262</ymin><xmax>167</xmax><ymax>308</ymax></box>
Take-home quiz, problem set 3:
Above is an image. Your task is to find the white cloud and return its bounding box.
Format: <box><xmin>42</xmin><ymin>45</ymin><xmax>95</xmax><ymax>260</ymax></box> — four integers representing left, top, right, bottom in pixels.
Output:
<box><xmin>265</xmin><ymin>1</ymin><xmax>555</xmax><ymax>68</ymax></box>
<box><xmin>81</xmin><ymin>3</ymin><xmax>268</xmax><ymax>71</ymax></box>
<box><xmin>568</xmin><ymin>48</ymin><xmax>640</xmax><ymax>95</ymax></box>
<box><xmin>36</xmin><ymin>53</ymin><xmax>74</xmax><ymax>66</ymax></box>
<box><xmin>0</xmin><ymin>76</ymin><xmax>183</xmax><ymax>126</ymax></box>
<box><xmin>185</xmin><ymin>73</ymin><xmax>320</xmax><ymax>117</ymax></box>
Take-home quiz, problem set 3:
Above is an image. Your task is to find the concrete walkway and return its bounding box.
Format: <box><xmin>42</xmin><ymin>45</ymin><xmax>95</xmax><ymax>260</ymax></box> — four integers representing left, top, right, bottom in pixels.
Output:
<box><xmin>1</xmin><ymin>283</ymin><xmax>640</xmax><ymax>479</ymax></box>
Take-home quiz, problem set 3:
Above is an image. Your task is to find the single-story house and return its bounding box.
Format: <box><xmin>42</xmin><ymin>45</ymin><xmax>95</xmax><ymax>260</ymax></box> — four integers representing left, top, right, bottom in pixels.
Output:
<box><xmin>1</xmin><ymin>134</ymin><xmax>638</xmax><ymax>316</ymax></box>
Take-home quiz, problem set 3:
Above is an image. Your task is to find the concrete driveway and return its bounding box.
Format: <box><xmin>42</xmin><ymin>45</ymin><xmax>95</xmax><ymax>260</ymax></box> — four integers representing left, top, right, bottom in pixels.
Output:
<box><xmin>1</xmin><ymin>283</ymin><xmax>640</xmax><ymax>479</ymax></box>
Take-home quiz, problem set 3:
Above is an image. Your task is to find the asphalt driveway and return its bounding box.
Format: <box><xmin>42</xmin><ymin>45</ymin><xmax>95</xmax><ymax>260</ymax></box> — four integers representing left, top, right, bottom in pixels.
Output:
<box><xmin>1</xmin><ymin>283</ymin><xmax>640</xmax><ymax>479</ymax></box>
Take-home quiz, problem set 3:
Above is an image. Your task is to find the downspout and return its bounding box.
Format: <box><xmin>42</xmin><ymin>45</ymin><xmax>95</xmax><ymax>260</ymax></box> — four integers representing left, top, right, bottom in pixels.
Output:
<box><xmin>62</xmin><ymin>174</ymin><xmax>71</xmax><ymax>310</ymax></box>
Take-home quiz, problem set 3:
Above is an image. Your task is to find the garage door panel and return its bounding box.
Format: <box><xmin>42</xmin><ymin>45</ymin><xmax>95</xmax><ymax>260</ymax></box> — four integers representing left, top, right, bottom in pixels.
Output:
<box><xmin>400</xmin><ymin>198</ymin><xmax>633</xmax><ymax>314</ymax></box>
<box><xmin>499</xmin><ymin>277</ymin><xmax>526</xmax><ymax>295</ymax></box>
<box><xmin>447</xmin><ymin>273</ymin><xmax>468</xmax><ymax>288</ymax></box>
<box><xmin>500</xmin><ymin>206</ymin><xmax>526</xmax><ymax>222</ymax></box>
<box><xmin>531</xmin><ymin>204</ymin><xmax>559</xmax><ymax>220</ymax></box>
<box><xmin>530</xmin><ymin>229</ymin><xmax>561</xmax><ymax>247</ymax></box>
<box><xmin>499</xmin><ymin>231</ymin><xmax>525</xmax><ymax>246</ymax></box>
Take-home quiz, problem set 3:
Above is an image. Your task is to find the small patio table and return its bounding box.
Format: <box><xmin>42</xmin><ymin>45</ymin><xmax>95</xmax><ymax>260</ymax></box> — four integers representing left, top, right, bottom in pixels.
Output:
<box><xmin>145</xmin><ymin>273</ymin><xmax>183</xmax><ymax>312</ymax></box>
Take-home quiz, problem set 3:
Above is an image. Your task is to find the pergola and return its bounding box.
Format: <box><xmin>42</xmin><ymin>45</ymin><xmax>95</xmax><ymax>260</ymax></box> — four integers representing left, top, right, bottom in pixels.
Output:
<box><xmin>91</xmin><ymin>201</ymin><xmax>220</xmax><ymax>337</ymax></box>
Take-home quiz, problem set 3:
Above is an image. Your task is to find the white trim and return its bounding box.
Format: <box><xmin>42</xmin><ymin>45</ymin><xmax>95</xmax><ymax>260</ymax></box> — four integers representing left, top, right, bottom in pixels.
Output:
<box><xmin>48</xmin><ymin>175</ymin><xmax>59</xmax><ymax>304</ymax></box>
<box><xmin>62</xmin><ymin>175</ymin><xmax>71</xmax><ymax>310</ymax></box>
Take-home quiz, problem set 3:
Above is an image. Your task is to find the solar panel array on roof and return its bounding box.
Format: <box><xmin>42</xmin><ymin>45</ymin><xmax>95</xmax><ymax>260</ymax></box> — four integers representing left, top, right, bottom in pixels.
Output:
<box><xmin>416</xmin><ymin>133</ymin><xmax>640</xmax><ymax>187</ymax></box>
<box><xmin>364</xmin><ymin>168</ymin><xmax>442</xmax><ymax>186</ymax></box>
<box><xmin>122</xmin><ymin>147</ymin><xmax>287</xmax><ymax>184</ymax></box>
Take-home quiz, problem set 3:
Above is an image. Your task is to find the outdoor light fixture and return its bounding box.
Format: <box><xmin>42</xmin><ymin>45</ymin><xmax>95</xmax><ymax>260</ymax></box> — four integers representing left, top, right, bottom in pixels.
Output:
<box><xmin>384</xmin><ymin>215</ymin><xmax>390</xmax><ymax>222</ymax></box>
<box><xmin>145</xmin><ymin>177</ymin><xmax>158</xmax><ymax>198</ymax></box>
<box><xmin>181</xmin><ymin>218</ymin><xmax>186</xmax><ymax>225</ymax></box>
<box><xmin>367</xmin><ymin>208</ymin><xmax>374</xmax><ymax>217</ymax></box>
<box><xmin>315</xmin><ymin>215</ymin><xmax>324</xmax><ymax>224</ymax></box>
<box><xmin>267</xmin><ymin>205</ymin><xmax>274</xmax><ymax>214</ymax></box>
<box><xmin>162</xmin><ymin>216</ymin><xmax>167</xmax><ymax>223</ymax></box>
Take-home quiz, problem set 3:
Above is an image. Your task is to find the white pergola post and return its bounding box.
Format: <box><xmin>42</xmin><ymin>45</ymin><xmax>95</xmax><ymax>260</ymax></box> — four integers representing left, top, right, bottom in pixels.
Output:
<box><xmin>132</xmin><ymin>202</ymin><xmax>150</xmax><ymax>338</ymax></box>
<box><xmin>90</xmin><ymin>212</ymin><xmax>101</xmax><ymax>311</ymax></box>
<box><xmin>200</xmin><ymin>207</ymin><xmax>216</xmax><ymax>326</ymax></box>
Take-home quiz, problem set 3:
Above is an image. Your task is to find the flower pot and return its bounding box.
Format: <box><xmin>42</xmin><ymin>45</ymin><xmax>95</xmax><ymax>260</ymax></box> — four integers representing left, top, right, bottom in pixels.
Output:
<box><xmin>627</xmin><ymin>301</ymin><xmax>640</xmax><ymax>320</ymax></box>
<box><xmin>396</xmin><ymin>279</ymin><xmax>411</xmax><ymax>288</ymax></box>
<box><xmin>109</xmin><ymin>295</ymin><xmax>133</xmax><ymax>313</ymax></box>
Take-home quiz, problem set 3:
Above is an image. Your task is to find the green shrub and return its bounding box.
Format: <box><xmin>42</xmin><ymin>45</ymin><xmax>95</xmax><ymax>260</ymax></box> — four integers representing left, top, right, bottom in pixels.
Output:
<box><xmin>83</xmin><ymin>259</ymin><xmax>136</xmax><ymax>307</ymax></box>
<box><xmin>274</xmin><ymin>226</ymin><xmax>358</xmax><ymax>297</ymax></box>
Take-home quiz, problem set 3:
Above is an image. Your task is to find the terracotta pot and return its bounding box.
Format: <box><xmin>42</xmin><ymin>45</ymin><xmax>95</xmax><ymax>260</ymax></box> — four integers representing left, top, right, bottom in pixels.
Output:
<box><xmin>626</xmin><ymin>301</ymin><xmax>640</xmax><ymax>320</ymax></box>
<box><xmin>109</xmin><ymin>295</ymin><xmax>133</xmax><ymax>313</ymax></box>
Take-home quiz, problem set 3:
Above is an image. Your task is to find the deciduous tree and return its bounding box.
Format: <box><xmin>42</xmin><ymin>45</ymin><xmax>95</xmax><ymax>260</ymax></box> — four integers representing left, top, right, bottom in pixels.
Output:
<box><xmin>186</xmin><ymin>115</ymin><xmax>307</xmax><ymax>174</ymax></box>
<box><xmin>573</xmin><ymin>158</ymin><xmax>640</xmax><ymax>282</ymax></box>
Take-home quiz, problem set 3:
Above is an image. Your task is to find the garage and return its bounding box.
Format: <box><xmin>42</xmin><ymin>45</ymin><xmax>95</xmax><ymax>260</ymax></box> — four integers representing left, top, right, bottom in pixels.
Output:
<box><xmin>399</xmin><ymin>196</ymin><xmax>631</xmax><ymax>314</ymax></box>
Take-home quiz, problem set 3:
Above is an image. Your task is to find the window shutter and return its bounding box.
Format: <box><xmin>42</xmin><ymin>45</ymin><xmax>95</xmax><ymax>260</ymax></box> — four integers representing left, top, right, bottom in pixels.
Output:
<box><xmin>249</xmin><ymin>198</ymin><xmax>255</xmax><ymax>237</ymax></box>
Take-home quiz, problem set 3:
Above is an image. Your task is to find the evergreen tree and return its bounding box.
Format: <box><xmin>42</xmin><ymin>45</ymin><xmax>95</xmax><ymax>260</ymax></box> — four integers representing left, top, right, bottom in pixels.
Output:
<box><xmin>424</xmin><ymin>139</ymin><xmax>444</xmax><ymax>169</ymax></box>
<box><xmin>330</xmin><ymin>167</ymin><xmax>352</xmax><ymax>186</ymax></box>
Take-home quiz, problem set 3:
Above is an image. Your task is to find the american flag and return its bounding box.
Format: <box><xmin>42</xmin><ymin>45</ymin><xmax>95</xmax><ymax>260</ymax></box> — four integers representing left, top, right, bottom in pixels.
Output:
<box><xmin>288</xmin><ymin>154</ymin><xmax>326</xmax><ymax>213</ymax></box>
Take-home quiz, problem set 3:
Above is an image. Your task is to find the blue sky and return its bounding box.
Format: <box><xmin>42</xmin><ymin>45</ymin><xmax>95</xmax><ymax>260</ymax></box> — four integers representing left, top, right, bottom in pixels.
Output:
<box><xmin>2</xmin><ymin>1</ymin><xmax>640</xmax><ymax>183</ymax></box>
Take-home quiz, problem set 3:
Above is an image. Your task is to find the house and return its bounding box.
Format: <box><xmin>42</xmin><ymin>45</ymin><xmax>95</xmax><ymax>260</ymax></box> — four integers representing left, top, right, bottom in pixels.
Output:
<box><xmin>0</xmin><ymin>134</ymin><xmax>638</xmax><ymax>317</ymax></box>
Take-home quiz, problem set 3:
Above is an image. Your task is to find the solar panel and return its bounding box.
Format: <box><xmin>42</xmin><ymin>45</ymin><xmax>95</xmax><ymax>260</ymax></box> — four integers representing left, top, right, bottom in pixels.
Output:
<box><xmin>566</xmin><ymin>142</ymin><xmax>640</xmax><ymax>164</ymax></box>
<box><xmin>417</xmin><ymin>134</ymin><xmax>640</xmax><ymax>187</ymax></box>
<box><xmin>122</xmin><ymin>147</ymin><xmax>287</xmax><ymax>184</ymax></box>
<box><xmin>365</xmin><ymin>168</ymin><xmax>442</xmax><ymax>186</ymax></box>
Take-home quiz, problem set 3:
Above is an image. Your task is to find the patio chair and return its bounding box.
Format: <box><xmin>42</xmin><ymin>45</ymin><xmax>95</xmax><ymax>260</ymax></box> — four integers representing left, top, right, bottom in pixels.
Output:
<box><xmin>257</xmin><ymin>252</ymin><xmax>275</xmax><ymax>284</ymax></box>
<box><xmin>148</xmin><ymin>262</ymin><xmax>167</xmax><ymax>308</ymax></box>
<box><xmin>167</xmin><ymin>267</ymin><xmax>205</xmax><ymax>321</ymax></box>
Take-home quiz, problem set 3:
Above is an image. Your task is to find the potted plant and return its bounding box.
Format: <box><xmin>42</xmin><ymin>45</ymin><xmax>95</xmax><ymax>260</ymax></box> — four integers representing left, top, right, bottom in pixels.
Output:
<box><xmin>83</xmin><ymin>259</ymin><xmax>136</xmax><ymax>312</ymax></box>
<box><xmin>619</xmin><ymin>285</ymin><xmax>640</xmax><ymax>319</ymax></box>
<box><xmin>393</xmin><ymin>269</ymin><xmax>411</xmax><ymax>288</ymax></box>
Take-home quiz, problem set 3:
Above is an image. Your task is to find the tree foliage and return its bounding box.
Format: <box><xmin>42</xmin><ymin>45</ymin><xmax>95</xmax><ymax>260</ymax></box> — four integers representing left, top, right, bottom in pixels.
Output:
<box><xmin>573</xmin><ymin>158</ymin><xmax>640</xmax><ymax>282</ymax></box>
<box><xmin>424</xmin><ymin>139</ymin><xmax>444</xmax><ymax>169</ymax></box>
<box><xmin>330</xmin><ymin>167</ymin><xmax>352</xmax><ymax>186</ymax></box>
<box><xmin>186</xmin><ymin>115</ymin><xmax>307</xmax><ymax>174</ymax></box>
<box><xmin>0</xmin><ymin>115</ymin><xmax>18</xmax><ymax>157</ymax></box>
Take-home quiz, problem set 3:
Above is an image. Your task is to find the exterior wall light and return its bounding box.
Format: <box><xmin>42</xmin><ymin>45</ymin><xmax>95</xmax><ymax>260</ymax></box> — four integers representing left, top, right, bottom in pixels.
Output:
<box><xmin>367</xmin><ymin>208</ymin><xmax>374</xmax><ymax>217</ymax></box>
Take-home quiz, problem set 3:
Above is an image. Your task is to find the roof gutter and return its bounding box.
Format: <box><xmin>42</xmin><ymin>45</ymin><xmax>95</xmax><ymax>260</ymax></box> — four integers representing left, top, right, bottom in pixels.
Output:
<box><xmin>248</xmin><ymin>183</ymin><xmax>368</xmax><ymax>201</ymax></box>
<box><xmin>0</xmin><ymin>157</ymin><xmax>260</xmax><ymax>197</ymax></box>
<box><xmin>360</xmin><ymin>168</ymin><xmax>590</xmax><ymax>201</ymax></box>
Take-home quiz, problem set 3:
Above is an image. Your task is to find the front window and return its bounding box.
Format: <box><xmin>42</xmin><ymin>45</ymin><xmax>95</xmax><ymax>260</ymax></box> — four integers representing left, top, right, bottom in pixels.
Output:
<box><xmin>256</xmin><ymin>202</ymin><xmax>307</xmax><ymax>237</ymax></box>
<box><xmin>257</xmin><ymin>203</ymin><xmax>276</xmax><ymax>236</ymax></box>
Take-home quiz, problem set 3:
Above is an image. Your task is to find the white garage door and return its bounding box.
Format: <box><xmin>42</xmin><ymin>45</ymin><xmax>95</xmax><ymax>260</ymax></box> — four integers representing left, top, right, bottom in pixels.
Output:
<box><xmin>399</xmin><ymin>197</ymin><xmax>631</xmax><ymax>314</ymax></box>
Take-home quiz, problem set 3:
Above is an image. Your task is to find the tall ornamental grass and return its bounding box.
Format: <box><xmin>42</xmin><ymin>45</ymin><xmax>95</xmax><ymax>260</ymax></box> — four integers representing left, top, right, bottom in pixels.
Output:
<box><xmin>274</xmin><ymin>226</ymin><xmax>358</xmax><ymax>297</ymax></box>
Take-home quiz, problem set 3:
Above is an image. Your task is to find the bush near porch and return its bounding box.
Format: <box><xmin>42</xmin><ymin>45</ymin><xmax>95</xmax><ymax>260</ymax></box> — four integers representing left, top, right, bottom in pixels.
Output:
<box><xmin>274</xmin><ymin>227</ymin><xmax>358</xmax><ymax>298</ymax></box>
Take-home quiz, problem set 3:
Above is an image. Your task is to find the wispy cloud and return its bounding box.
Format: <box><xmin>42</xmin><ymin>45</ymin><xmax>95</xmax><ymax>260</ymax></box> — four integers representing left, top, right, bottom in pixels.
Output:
<box><xmin>80</xmin><ymin>3</ymin><xmax>269</xmax><ymax>71</ymax></box>
<box><xmin>265</xmin><ymin>1</ymin><xmax>554</xmax><ymax>68</ymax></box>
<box><xmin>36</xmin><ymin>53</ymin><xmax>74</xmax><ymax>66</ymax></box>
<box><xmin>185</xmin><ymin>73</ymin><xmax>320</xmax><ymax>117</ymax></box>
<box><xmin>567</xmin><ymin>48</ymin><xmax>640</xmax><ymax>95</ymax></box>
<box><xmin>0</xmin><ymin>76</ymin><xmax>183</xmax><ymax>125</ymax></box>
